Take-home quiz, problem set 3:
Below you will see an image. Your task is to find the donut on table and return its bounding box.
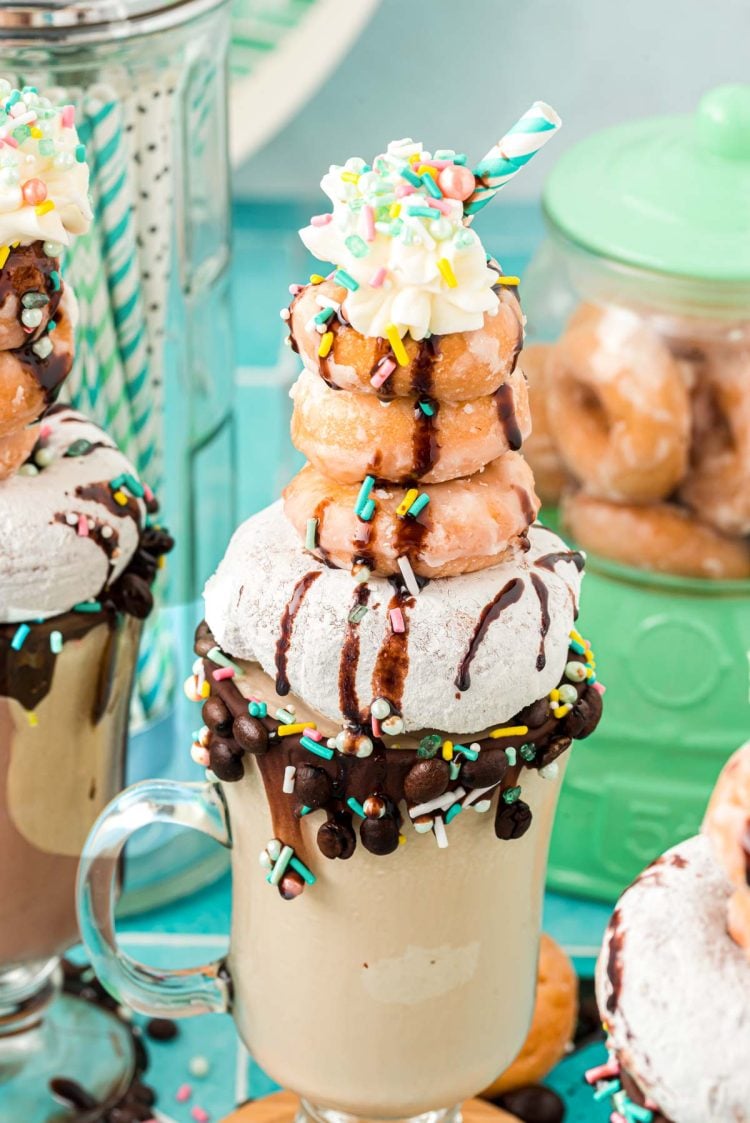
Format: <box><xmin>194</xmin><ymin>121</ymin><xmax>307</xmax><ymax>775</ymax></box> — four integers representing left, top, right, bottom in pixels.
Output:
<box><xmin>518</xmin><ymin>342</ymin><xmax>568</xmax><ymax>505</ymax></box>
<box><xmin>562</xmin><ymin>490</ymin><xmax>750</xmax><ymax>581</ymax></box>
<box><xmin>290</xmin><ymin>364</ymin><xmax>531</xmax><ymax>485</ymax></box>
<box><xmin>288</xmin><ymin>278</ymin><xmax>524</xmax><ymax>403</ymax></box>
<box><xmin>283</xmin><ymin>453</ymin><xmax>540</xmax><ymax>578</ymax></box>
<box><xmin>546</xmin><ymin>306</ymin><xmax>690</xmax><ymax>504</ymax></box>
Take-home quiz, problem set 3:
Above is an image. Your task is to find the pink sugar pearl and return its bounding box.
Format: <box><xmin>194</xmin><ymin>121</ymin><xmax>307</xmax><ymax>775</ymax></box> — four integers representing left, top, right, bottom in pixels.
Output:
<box><xmin>437</xmin><ymin>165</ymin><xmax>475</xmax><ymax>201</ymax></box>
<box><xmin>21</xmin><ymin>178</ymin><xmax>47</xmax><ymax>206</ymax></box>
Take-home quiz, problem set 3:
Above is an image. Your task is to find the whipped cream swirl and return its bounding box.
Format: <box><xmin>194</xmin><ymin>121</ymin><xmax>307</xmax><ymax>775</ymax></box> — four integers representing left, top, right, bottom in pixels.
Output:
<box><xmin>300</xmin><ymin>138</ymin><xmax>499</xmax><ymax>341</ymax></box>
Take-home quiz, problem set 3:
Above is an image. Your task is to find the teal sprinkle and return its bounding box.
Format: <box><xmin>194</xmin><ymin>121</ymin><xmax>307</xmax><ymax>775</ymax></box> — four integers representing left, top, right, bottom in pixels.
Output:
<box><xmin>22</xmin><ymin>86</ymin><xmax>38</xmax><ymax>95</ymax></box>
<box><xmin>505</xmin><ymin>746</ymin><xmax>517</xmax><ymax>766</ymax></box>
<box><xmin>5</xmin><ymin>91</ymin><xmax>20</xmax><ymax>108</ymax></box>
<box><xmin>347</xmin><ymin>796</ymin><xmax>366</xmax><ymax>818</ymax></box>
<box><xmin>206</xmin><ymin>646</ymin><xmax>243</xmax><ymax>675</ymax></box>
<box><xmin>75</xmin><ymin>143</ymin><xmax>86</xmax><ymax>163</ymax></box>
<box><xmin>123</xmin><ymin>473</ymin><xmax>145</xmax><ymax>498</ymax></box>
<box><xmin>276</xmin><ymin>708</ymin><xmax>295</xmax><ymax>724</ymax></box>
<box><xmin>626</xmin><ymin>1104</ymin><xmax>653</xmax><ymax>1123</ymax></box>
<box><xmin>407</xmin><ymin>205</ymin><xmax>438</xmax><ymax>218</ymax></box>
<box><xmin>520</xmin><ymin>743</ymin><xmax>537</xmax><ymax>762</ymax></box>
<box><xmin>449</xmin><ymin>760</ymin><xmax>461</xmax><ymax>780</ymax></box>
<box><xmin>49</xmin><ymin>630</ymin><xmax>63</xmax><ymax>654</ymax></box>
<box><xmin>248</xmin><ymin>701</ymin><xmax>267</xmax><ymax>718</ymax></box>
<box><xmin>421</xmin><ymin>173</ymin><xmax>442</xmax><ymax>199</ymax></box>
<box><xmin>333</xmin><ymin>268</ymin><xmax>359</xmax><ymax>292</ymax></box>
<box><xmin>348</xmin><ymin>604</ymin><xmax>369</xmax><ymax>625</ymax></box>
<box><xmin>11</xmin><ymin>624</ymin><xmax>30</xmax><ymax>651</ymax></box>
<box><xmin>444</xmin><ymin>803</ymin><xmax>462</xmax><ymax>825</ymax></box>
<box><xmin>593</xmin><ymin>1080</ymin><xmax>621</xmax><ymax>1102</ymax></box>
<box><xmin>313</xmin><ymin>306</ymin><xmax>334</xmax><ymax>324</ymax></box>
<box><xmin>361</xmin><ymin>163</ymin><xmax>372</xmax><ymax>173</ymax></box>
<box><xmin>456</xmin><ymin>743</ymin><xmax>479</xmax><ymax>761</ymax></box>
<box><xmin>73</xmin><ymin>601</ymin><xmax>102</xmax><ymax>614</ymax></box>
<box><xmin>570</xmin><ymin>640</ymin><xmax>586</xmax><ymax>655</ymax></box>
<box><xmin>355</xmin><ymin>475</ymin><xmax>374</xmax><ymax>512</ymax></box>
<box><xmin>358</xmin><ymin>498</ymin><xmax>375</xmax><ymax>521</ymax></box>
<box><xmin>418</xmin><ymin>734</ymin><xmax>441</xmax><ymax>759</ymax></box>
<box><xmin>401</xmin><ymin>166</ymin><xmax>422</xmax><ymax>187</ymax></box>
<box><xmin>38</xmin><ymin>138</ymin><xmax>55</xmax><ymax>157</ymax></box>
<box><xmin>390</xmin><ymin>218</ymin><xmax>404</xmax><ymax>236</ymax></box>
<box><xmin>344</xmin><ymin>234</ymin><xmax>369</xmax><ymax>258</ymax></box>
<box><xmin>453</xmin><ymin>153</ymin><xmax>467</xmax><ymax>165</ymax></box>
<box><xmin>47</xmin><ymin>320</ymin><xmax>56</xmax><ymax>333</ymax></box>
<box><xmin>289</xmin><ymin>856</ymin><xmax>316</xmax><ymax>885</ymax></box>
<box><xmin>408</xmin><ymin>493</ymin><xmax>430</xmax><ymax>518</ymax></box>
<box><xmin>13</xmin><ymin>125</ymin><xmax>30</xmax><ymax>142</ymax></box>
<box><xmin>455</xmin><ymin>229</ymin><xmax>475</xmax><ymax>248</ymax></box>
<box><xmin>300</xmin><ymin>736</ymin><xmax>334</xmax><ymax>760</ymax></box>
<box><xmin>298</xmin><ymin>805</ymin><xmax>313</xmax><ymax>817</ymax></box>
<box><xmin>49</xmin><ymin>270</ymin><xmax>61</xmax><ymax>291</ymax></box>
<box><xmin>502</xmin><ymin>786</ymin><xmax>522</xmax><ymax>804</ymax></box>
<box><xmin>305</xmin><ymin>517</ymin><xmax>318</xmax><ymax>550</ymax></box>
<box><xmin>418</xmin><ymin>401</ymin><xmax>434</xmax><ymax>417</ymax></box>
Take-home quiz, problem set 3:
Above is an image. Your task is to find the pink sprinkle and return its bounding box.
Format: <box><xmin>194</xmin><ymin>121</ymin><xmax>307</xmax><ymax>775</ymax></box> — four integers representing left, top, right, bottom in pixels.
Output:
<box><xmin>39</xmin><ymin>424</ymin><xmax>52</xmax><ymax>439</ymax></box>
<box><xmin>77</xmin><ymin>514</ymin><xmax>89</xmax><ymax>537</ymax></box>
<box><xmin>395</xmin><ymin>184</ymin><xmax>416</xmax><ymax>198</ymax></box>
<box><xmin>143</xmin><ymin>483</ymin><xmax>154</xmax><ymax>502</ymax></box>
<box><xmin>176</xmin><ymin>1083</ymin><xmax>192</xmax><ymax>1103</ymax></box>
<box><xmin>2</xmin><ymin>136</ymin><xmax>18</xmax><ymax>148</ymax></box>
<box><xmin>303</xmin><ymin>727</ymin><xmax>322</xmax><ymax>742</ymax></box>
<box><xmin>427</xmin><ymin>198</ymin><xmax>453</xmax><ymax>216</ymax></box>
<box><xmin>424</xmin><ymin>158</ymin><xmax>452</xmax><ymax>169</ymax></box>
<box><xmin>390</xmin><ymin>608</ymin><xmax>405</xmax><ymax>634</ymax></box>
<box><xmin>191</xmin><ymin>745</ymin><xmax>210</xmax><ymax>767</ymax></box>
<box><xmin>288</xmin><ymin>283</ymin><xmax>302</xmax><ymax>295</ymax></box>
<box><xmin>362</xmin><ymin>205</ymin><xmax>375</xmax><ymax>242</ymax></box>
<box><xmin>191</xmin><ymin>1109</ymin><xmax>210</xmax><ymax>1123</ymax></box>
<box><xmin>584</xmin><ymin>1061</ymin><xmax>620</xmax><ymax>1085</ymax></box>
<box><xmin>212</xmin><ymin>667</ymin><xmax>235</xmax><ymax>681</ymax></box>
<box><xmin>310</xmin><ymin>213</ymin><xmax>332</xmax><ymax>227</ymax></box>
<box><xmin>61</xmin><ymin>105</ymin><xmax>75</xmax><ymax>128</ymax></box>
<box><xmin>248</xmin><ymin>695</ymin><xmax>261</xmax><ymax>703</ymax></box>
<box><xmin>370</xmin><ymin>356</ymin><xmax>396</xmax><ymax>388</ymax></box>
<box><xmin>610</xmin><ymin>1114</ymin><xmax>626</xmax><ymax>1123</ymax></box>
<box><xmin>644</xmin><ymin>1102</ymin><xmax>660</xmax><ymax>1112</ymax></box>
<box><xmin>372</xmin><ymin>716</ymin><xmax>382</xmax><ymax>738</ymax></box>
<box><xmin>592</xmin><ymin>681</ymin><xmax>606</xmax><ymax>695</ymax></box>
<box><xmin>369</xmin><ymin>267</ymin><xmax>387</xmax><ymax>288</ymax></box>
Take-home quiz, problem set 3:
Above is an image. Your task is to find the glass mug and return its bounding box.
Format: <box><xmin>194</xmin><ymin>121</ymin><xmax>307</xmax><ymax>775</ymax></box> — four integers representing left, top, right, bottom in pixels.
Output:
<box><xmin>78</xmin><ymin>760</ymin><xmax>567</xmax><ymax>1121</ymax></box>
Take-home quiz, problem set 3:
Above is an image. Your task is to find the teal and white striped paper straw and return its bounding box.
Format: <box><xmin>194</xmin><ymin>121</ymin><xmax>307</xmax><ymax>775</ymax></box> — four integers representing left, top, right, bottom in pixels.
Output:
<box><xmin>464</xmin><ymin>101</ymin><xmax>562</xmax><ymax>217</ymax></box>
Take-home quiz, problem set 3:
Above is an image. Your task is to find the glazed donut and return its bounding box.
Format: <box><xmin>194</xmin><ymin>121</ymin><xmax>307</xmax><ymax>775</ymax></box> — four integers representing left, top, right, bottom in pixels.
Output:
<box><xmin>680</xmin><ymin>355</ymin><xmax>750</xmax><ymax>536</ymax></box>
<box><xmin>562</xmin><ymin>491</ymin><xmax>750</xmax><ymax>580</ymax></box>
<box><xmin>0</xmin><ymin>425</ymin><xmax>37</xmax><ymax>480</ymax></box>
<box><xmin>546</xmin><ymin>306</ymin><xmax>690</xmax><ymax>503</ymax></box>
<box><xmin>283</xmin><ymin>453</ymin><xmax>540</xmax><ymax>578</ymax></box>
<box><xmin>0</xmin><ymin>242</ymin><xmax>62</xmax><ymax>351</ymax></box>
<box><xmin>290</xmin><ymin>364</ymin><xmax>531</xmax><ymax>485</ymax></box>
<box><xmin>0</xmin><ymin>287</ymin><xmax>75</xmax><ymax>438</ymax></box>
<box><xmin>289</xmin><ymin>279</ymin><xmax>524</xmax><ymax>402</ymax></box>
<box><xmin>519</xmin><ymin>343</ymin><xmax>568</xmax><ymax>505</ymax></box>
<box><xmin>703</xmin><ymin>742</ymin><xmax>750</xmax><ymax>959</ymax></box>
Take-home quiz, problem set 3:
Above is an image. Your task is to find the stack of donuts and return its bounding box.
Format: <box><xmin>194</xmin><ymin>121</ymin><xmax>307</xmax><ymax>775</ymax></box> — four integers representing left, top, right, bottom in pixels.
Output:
<box><xmin>283</xmin><ymin>276</ymin><xmax>540</xmax><ymax>579</ymax></box>
<box><xmin>524</xmin><ymin>303</ymin><xmax>750</xmax><ymax>580</ymax></box>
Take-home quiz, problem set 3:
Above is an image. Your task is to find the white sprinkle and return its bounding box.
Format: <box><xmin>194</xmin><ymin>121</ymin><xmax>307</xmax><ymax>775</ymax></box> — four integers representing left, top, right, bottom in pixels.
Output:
<box><xmin>316</xmin><ymin>296</ymin><xmax>340</xmax><ymax>312</ymax></box>
<box><xmin>65</xmin><ymin>511</ymin><xmax>77</xmax><ymax>525</ymax></box>
<box><xmin>116</xmin><ymin>1005</ymin><xmax>134</xmax><ymax>1022</ymax></box>
<box><xmin>409</xmin><ymin>788</ymin><xmax>465</xmax><ymax>819</ymax></box>
<box><xmin>433</xmin><ymin>816</ymin><xmax>449</xmax><ymax>848</ymax></box>
<box><xmin>258</xmin><ymin>850</ymin><xmax>272</xmax><ymax>870</ymax></box>
<box><xmin>397</xmin><ymin>555</ymin><xmax>420</xmax><ymax>598</ymax></box>
<box><xmin>101</xmin><ymin>525</ymin><xmax>114</xmax><ymax>539</ymax></box>
<box><xmin>267</xmin><ymin>838</ymin><xmax>282</xmax><ymax>861</ymax></box>
<box><xmin>473</xmin><ymin>800</ymin><xmax>492</xmax><ymax>814</ymax></box>
<box><xmin>279</xmin><ymin>308</ymin><xmax>290</xmax><ymax>320</ymax></box>
<box><xmin>370</xmin><ymin>697</ymin><xmax>390</xmax><ymax>720</ymax></box>
<box><xmin>283</xmin><ymin>765</ymin><xmax>296</xmax><ymax>794</ymax></box>
<box><xmin>539</xmin><ymin>761</ymin><xmax>560</xmax><ymax>781</ymax></box>
<box><xmin>462</xmin><ymin>782</ymin><xmax>501</xmax><ymax>808</ymax></box>
<box><xmin>268</xmin><ymin>844</ymin><xmax>294</xmax><ymax>886</ymax></box>
<box><xmin>189</xmin><ymin>1055</ymin><xmax>210</xmax><ymax>1079</ymax></box>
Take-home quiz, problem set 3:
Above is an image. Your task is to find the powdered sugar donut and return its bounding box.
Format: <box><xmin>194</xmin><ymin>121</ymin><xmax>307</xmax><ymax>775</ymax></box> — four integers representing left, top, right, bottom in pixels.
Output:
<box><xmin>562</xmin><ymin>491</ymin><xmax>750</xmax><ymax>580</ymax></box>
<box><xmin>289</xmin><ymin>279</ymin><xmax>524</xmax><ymax>402</ymax></box>
<box><xmin>703</xmin><ymin>742</ymin><xmax>750</xmax><ymax>958</ymax></box>
<box><xmin>290</xmin><ymin>364</ymin><xmax>531</xmax><ymax>485</ymax></box>
<box><xmin>283</xmin><ymin>453</ymin><xmax>540</xmax><ymax>578</ymax></box>
<box><xmin>519</xmin><ymin>343</ymin><xmax>568</xmax><ymax>505</ymax></box>
<box><xmin>546</xmin><ymin>306</ymin><xmax>690</xmax><ymax>503</ymax></box>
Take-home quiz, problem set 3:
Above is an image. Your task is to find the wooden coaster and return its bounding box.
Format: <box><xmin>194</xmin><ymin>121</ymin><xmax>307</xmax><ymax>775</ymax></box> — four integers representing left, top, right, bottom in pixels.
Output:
<box><xmin>222</xmin><ymin>1091</ymin><xmax>520</xmax><ymax>1123</ymax></box>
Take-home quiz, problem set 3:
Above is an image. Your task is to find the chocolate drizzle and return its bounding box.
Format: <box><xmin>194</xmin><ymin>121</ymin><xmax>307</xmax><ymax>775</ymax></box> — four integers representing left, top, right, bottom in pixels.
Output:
<box><xmin>338</xmin><ymin>584</ymin><xmax>370</xmax><ymax>724</ymax></box>
<box><xmin>605</xmin><ymin>907</ymin><xmax>624</xmax><ymax>1015</ymax></box>
<box><xmin>494</xmin><ymin>381</ymin><xmax>523</xmax><ymax>451</ymax></box>
<box><xmin>455</xmin><ymin>577</ymin><xmax>525</xmax><ymax>691</ymax></box>
<box><xmin>1</xmin><ymin>242</ymin><xmax>69</xmax><ymax>401</ymax></box>
<box><xmin>409</xmin><ymin>336</ymin><xmax>442</xmax><ymax>480</ymax></box>
<box><xmin>530</xmin><ymin>572</ymin><xmax>551</xmax><ymax>672</ymax></box>
<box><xmin>371</xmin><ymin>588</ymin><xmax>414</xmax><ymax>713</ymax></box>
<box><xmin>513</xmin><ymin>482</ymin><xmax>537</xmax><ymax>526</ymax></box>
<box><xmin>274</xmin><ymin>571</ymin><xmax>321</xmax><ymax>695</ymax></box>
<box><xmin>535</xmin><ymin>550</ymin><xmax>586</xmax><ymax>573</ymax></box>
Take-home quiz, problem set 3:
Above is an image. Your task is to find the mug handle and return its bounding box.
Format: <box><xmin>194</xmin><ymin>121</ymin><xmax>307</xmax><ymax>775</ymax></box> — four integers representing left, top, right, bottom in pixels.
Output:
<box><xmin>77</xmin><ymin>779</ymin><xmax>232</xmax><ymax>1018</ymax></box>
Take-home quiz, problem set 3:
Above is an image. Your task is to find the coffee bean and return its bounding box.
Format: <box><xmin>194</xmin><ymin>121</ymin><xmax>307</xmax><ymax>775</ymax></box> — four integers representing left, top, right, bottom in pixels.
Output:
<box><xmin>361</xmin><ymin>816</ymin><xmax>400</xmax><ymax>855</ymax></box>
<box><xmin>560</xmin><ymin>686</ymin><xmax>603</xmax><ymax>740</ymax></box>
<box><xmin>318</xmin><ymin>816</ymin><xmax>356</xmax><ymax>860</ymax></box>
<box><xmin>497</xmin><ymin>1084</ymin><xmax>565</xmax><ymax>1123</ymax></box>
<box><xmin>145</xmin><ymin>1017</ymin><xmax>178</xmax><ymax>1041</ymax></box>
<box><xmin>295</xmin><ymin>763</ymin><xmax>332</xmax><ymax>809</ymax></box>
<box><xmin>112</xmin><ymin>572</ymin><xmax>153</xmax><ymax>619</ymax></box>
<box><xmin>495</xmin><ymin>799</ymin><xmax>532</xmax><ymax>840</ymax></box>
<box><xmin>404</xmin><ymin>758</ymin><xmax>450</xmax><ymax>803</ymax></box>
<box><xmin>279</xmin><ymin>871</ymin><xmax>305</xmax><ymax>900</ymax></box>
<box><xmin>232</xmin><ymin>713</ymin><xmax>268</xmax><ymax>754</ymax></box>
<box><xmin>461</xmin><ymin>749</ymin><xmax>507</xmax><ymax>789</ymax></box>
<box><xmin>209</xmin><ymin>738</ymin><xmax>244</xmax><ymax>782</ymax></box>
<box><xmin>514</xmin><ymin>697</ymin><xmax>550</xmax><ymax>729</ymax></box>
<box><xmin>49</xmin><ymin>1078</ymin><xmax>98</xmax><ymax>1110</ymax></box>
<box><xmin>202</xmin><ymin>696</ymin><xmax>231</xmax><ymax>734</ymax></box>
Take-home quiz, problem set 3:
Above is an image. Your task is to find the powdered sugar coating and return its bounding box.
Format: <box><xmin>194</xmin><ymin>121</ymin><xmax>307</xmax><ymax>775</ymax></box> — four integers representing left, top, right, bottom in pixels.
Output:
<box><xmin>203</xmin><ymin>501</ymin><xmax>582</xmax><ymax>733</ymax></box>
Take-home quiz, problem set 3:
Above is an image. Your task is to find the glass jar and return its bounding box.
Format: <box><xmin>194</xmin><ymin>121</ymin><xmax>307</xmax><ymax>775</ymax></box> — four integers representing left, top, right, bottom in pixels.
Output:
<box><xmin>0</xmin><ymin>0</ymin><xmax>236</xmax><ymax>909</ymax></box>
<box><xmin>523</xmin><ymin>85</ymin><xmax>750</xmax><ymax>900</ymax></box>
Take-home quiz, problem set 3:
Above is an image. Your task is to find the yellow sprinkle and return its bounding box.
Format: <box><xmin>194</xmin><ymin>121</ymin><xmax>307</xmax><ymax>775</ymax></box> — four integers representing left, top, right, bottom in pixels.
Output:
<box><xmin>158</xmin><ymin>554</ymin><xmax>166</xmax><ymax>569</ymax></box>
<box><xmin>309</xmin><ymin>273</ymin><xmax>325</xmax><ymax>285</ymax></box>
<box><xmin>409</xmin><ymin>153</ymin><xmax>420</xmax><ymax>165</ymax></box>
<box><xmin>495</xmin><ymin>275</ymin><xmax>520</xmax><ymax>286</ymax></box>
<box><xmin>385</xmin><ymin>323</ymin><xmax>409</xmax><ymax>367</ymax></box>
<box><xmin>570</xmin><ymin>629</ymin><xmax>584</xmax><ymax>644</ymax></box>
<box><xmin>30</xmin><ymin>127</ymin><xmax>42</xmax><ymax>139</ymax></box>
<box><xmin>549</xmin><ymin>688</ymin><xmax>561</xmax><ymax>702</ymax></box>
<box><xmin>489</xmin><ymin>725</ymin><xmax>529</xmax><ymax>739</ymax></box>
<box><xmin>437</xmin><ymin>257</ymin><xmax>458</xmax><ymax>288</ymax></box>
<box><xmin>277</xmin><ymin>723</ymin><xmax>311</xmax><ymax>737</ymax></box>
<box><xmin>442</xmin><ymin>740</ymin><xmax>454</xmax><ymax>761</ymax></box>
<box><xmin>417</xmin><ymin>164</ymin><xmax>438</xmax><ymax>180</ymax></box>
<box><xmin>341</xmin><ymin>171</ymin><xmax>360</xmax><ymax>184</ymax></box>
<box><xmin>389</xmin><ymin>202</ymin><xmax>401</xmax><ymax>218</ymax></box>
<box><xmin>318</xmin><ymin>331</ymin><xmax>334</xmax><ymax>359</ymax></box>
<box><xmin>554</xmin><ymin>704</ymin><xmax>572</xmax><ymax>720</ymax></box>
<box><xmin>396</xmin><ymin>488</ymin><xmax>419</xmax><ymax>517</ymax></box>
<box><xmin>200</xmin><ymin>680</ymin><xmax>211</xmax><ymax>698</ymax></box>
<box><xmin>0</xmin><ymin>245</ymin><xmax>9</xmax><ymax>269</ymax></box>
<box><xmin>398</xmin><ymin>834</ymin><xmax>407</xmax><ymax>846</ymax></box>
<box><xmin>113</xmin><ymin>490</ymin><xmax>128</xmax><ymax>506</ymax></box>
<box><xmin>10</xmin><ymin>241</ymin><xmax>18</xmax><ymax>248</ymax></box>
<box><xmin>35</xmin><ymin>200</ymin><xmax>55</xmax><ymax>216</ymax></box>
<box><xmin>27</xmin><ymin>711</ymin><xmax>38</xmax><ymax>727</ymax></box>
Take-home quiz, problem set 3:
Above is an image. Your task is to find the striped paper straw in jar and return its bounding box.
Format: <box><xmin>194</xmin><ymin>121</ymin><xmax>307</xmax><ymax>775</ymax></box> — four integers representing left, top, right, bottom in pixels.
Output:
<box><xmin>464</xmin><ymin>101</ymin><xmax>562</xmax><ymax>218</ymax></box>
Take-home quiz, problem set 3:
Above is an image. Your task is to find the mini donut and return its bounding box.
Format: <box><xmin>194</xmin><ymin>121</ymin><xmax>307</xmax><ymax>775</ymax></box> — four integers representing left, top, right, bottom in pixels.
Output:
<box><xmin>0</xmin><ymin>425</ymin><xmax>37</xmax><ymax>480</ymax></box>
<box><xmin>546</xmin><ymin>306</ymin><xmax>690</xmax><ymax>503</ymax></box>
<box><xmin>519</xmin><ymin>343</ymin><xmax>568</xmax><ymax>505</ymax></box>
<box><xmin>703</xmin><ymin>742</ymin><xmax>750</xmax><ymax>959</ymax></box>
<box><xmin>0</xmin><ymin>287</ymin><xmax>75</xmax><ymax>438</ymax></box>
<box><xmin>283</xmin><ymin>453</ymin><xmax>540</xmax><ymax>578</ymax></box>
<box><xmin>0</xmin><ymin>242</ymin><xmax>62</xmax><ymax>350</ymax></box>
<box><xmin>680</xmin><ymin>355</ymin><xmax>750</xmax><ymax>536</ymax></box>
<box><xmin>562</xmin><ymin>491</ymin><xmax>750</xmax><ymax>580</ymax></box>
<box><xmin>289</xmin><ymin>279</ymin><xmax>524</xmax><ymax>402</ymax></box>
<box><xmin>482</xmin><ymin>934</ymin><xmax>578</xmax><ymax>1097</ymax></box>
<box><xmin>290</xmin><ymin>364</ymin><xmax>531</xmax><ymax>485</ymax></box>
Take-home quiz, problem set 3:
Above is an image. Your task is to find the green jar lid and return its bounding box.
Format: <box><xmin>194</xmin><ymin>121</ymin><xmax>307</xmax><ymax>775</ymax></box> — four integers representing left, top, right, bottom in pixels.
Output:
<box><xmin>543</xmin><ymin>85</ymin><xmax>750</xmax><ymax>281</ymax></box>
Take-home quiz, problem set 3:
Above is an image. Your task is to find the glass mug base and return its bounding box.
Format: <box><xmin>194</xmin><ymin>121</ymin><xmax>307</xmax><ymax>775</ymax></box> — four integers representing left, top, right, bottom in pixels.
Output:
<box><xmin>297</xmin><ymin>1101</ymin><xmax>463</xmax><ymax>1123</ymax></box>
<box><xmin>0</xmin><ymin>959</ymin><xmax>135</xmax><ymax>1122</ymax></box>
